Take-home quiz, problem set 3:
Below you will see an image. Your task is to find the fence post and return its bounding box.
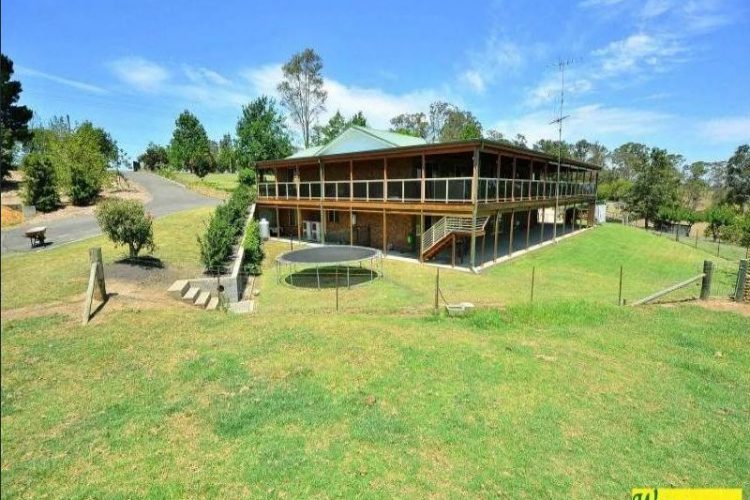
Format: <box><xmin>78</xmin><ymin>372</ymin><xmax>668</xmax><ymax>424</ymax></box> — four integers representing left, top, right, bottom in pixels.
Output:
<box><xmin>700</xmin><ymin>260</ymin><xmax>713</xmax><ymax>300</ymax></box>
<box><xmin>734</xmin><ymin>259</ymin><xmax>748</xmax><ymax>302</ymax></box>
<box><xmin>618</xmin><ymin>265</ymin><xmax>623</xmax><ymax>306</ymax></box>
<box><xmin>434</xmin><ymin>267</ymin><xmax>440</xmax><ymax>314</ymax></box>
<box><xmin>335</xmin><ymin>267</ymin><xmax>339</xmax><ymax>311</ymax></box>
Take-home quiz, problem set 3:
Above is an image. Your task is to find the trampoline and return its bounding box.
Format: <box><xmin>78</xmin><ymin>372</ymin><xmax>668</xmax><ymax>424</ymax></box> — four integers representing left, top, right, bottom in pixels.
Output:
<box><xmin>275</xmin><ymin>245</ymin><xmax>383</xmax><ymax>289</ymax></box>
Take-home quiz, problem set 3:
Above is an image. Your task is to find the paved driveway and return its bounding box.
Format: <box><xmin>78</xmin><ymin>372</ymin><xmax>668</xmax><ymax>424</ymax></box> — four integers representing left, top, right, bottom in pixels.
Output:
<box><xmin>1</xmin><ymin>171</ymin><xmax>220</xmax><ymax>253</ymax></box>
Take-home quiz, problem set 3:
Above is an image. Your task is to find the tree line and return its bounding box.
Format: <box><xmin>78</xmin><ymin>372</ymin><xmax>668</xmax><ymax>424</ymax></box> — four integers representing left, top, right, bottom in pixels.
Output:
<box><xmin>1</xmin><ymin>53</ymin><xmax>129</xmax><ymax>211</ymax></box>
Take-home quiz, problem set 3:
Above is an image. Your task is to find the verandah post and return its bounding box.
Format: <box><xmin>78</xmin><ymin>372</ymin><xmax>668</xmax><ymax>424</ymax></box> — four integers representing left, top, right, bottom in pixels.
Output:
<box><xmin>469</xmin><ymin>147</ymin><xmax>479</xmax><ymax>269</ymax></box>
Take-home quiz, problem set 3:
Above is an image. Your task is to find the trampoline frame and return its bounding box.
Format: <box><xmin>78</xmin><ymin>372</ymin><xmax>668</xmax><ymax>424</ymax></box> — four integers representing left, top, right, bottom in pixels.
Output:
<box><xmin>275</xmin><ymin>245</ymin><xmax>384</xmax><ymax>289</ymax></box>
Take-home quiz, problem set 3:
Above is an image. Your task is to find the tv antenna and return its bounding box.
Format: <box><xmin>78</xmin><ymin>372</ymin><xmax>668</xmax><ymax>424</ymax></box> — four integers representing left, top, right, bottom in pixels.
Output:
<box><xmin>549</xmin><ymin>58</ymin><xmax>574</xmax><ymax>241</ymax></box>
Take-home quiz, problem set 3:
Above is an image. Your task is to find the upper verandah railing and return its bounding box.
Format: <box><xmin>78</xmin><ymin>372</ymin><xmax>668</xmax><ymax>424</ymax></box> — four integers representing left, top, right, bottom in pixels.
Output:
<box><xmin>257</xmin><ymin>177</ymin><xmax>596</xmax><ymax>203</ymax></box>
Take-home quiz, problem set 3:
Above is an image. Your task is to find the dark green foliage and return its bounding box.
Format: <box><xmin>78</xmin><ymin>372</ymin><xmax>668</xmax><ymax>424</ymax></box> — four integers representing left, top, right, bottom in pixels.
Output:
<box><xmin>704</xmin><ymin>205</ymin><xmax>737</xmax><ymax>240</ymax></box>
<box><xmin>198</xmin><ymin>211</ymin><xmax>235</xmax><ymax>274</ymax></box>
<box><xmin>198</xmin><ymin>185</ymin><xmax>255</xmax><ymax>273</ymax></box>
<box><xmin>725</xmin><ymin>144</ymin><xmax>750</xmax><ymax>209</ymax></box>
<box><xmin>235</xmin><ymin>96</ymin><xmax>292</xmax><ymax>167</ymax></box>
<box><xmin>389</xmin><ymin>112</ymin><xmax>429</xmax><ymax>139</ymax></box>
<box><xmin>137</xmin><ymin>143</ymin><xmax>169</xmax><ymax>170</ymax></box>
<box><xmin>95</xmin><ymin>199</ymin><xmax>156</xmax><ymax>258</ymax></box>
<box><xmin>1</xmin><ymin>53</ymin><xmax>33</xmax><ymax>181</ymax></box>
<box><xmin>192</xmin><ymin>152</ymin><xmax>214</xmax><ymax>178</ymax></box>
<box><xmin>21</xmin><ymin>153</ymin><xmax>59</xmax><ymax>211</ymax></box>
<box><xmin>238</xmin><ymin>167</ymin><xmax>256</xmax><ymax>187</ymax></box>
<box><xmin>242</xmin><ymin>220</ymin><xmax>264</xmax><ymax>275</ymax></box>
<box><xmin>629</xmin><ymin>148</ymin><xmax>681</xmax><ymax>229</ymax></box>
<box><xmin>169</xmin><ymin>110</ymin><xmax>212</xmax><ymax>174</ymax></box>
<box><xmin>311</xmin><ymin>110</ymin><xmax>369</xmax><ymax>146</ymax></box>
<box><xmin>69</xmin><ymin>164</ymin><xmax>102</xmax><ymax>205</ymax></box>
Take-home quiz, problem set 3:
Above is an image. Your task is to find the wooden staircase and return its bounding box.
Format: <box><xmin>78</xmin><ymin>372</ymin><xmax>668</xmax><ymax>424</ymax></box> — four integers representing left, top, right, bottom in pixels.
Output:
<box><xmin>421</xmin><ymin>216</ymin><xmax>489</xmax><ymax>261</ymax></box>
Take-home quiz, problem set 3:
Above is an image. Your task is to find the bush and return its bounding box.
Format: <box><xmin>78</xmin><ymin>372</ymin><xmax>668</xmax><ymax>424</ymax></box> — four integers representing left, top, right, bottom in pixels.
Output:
<box><xmin>69</xmin><ymin>164</ymin><xmax>103</xmax><ymax>205</ymax></box>
<box><xmin>242</xmin><ymin>220</ymin><xmax>264</xmax><ymax>275</ymax></box>
<box><xmin>238</xmin><ymin>167</ymin><xmax>256</xmax><ymax>187</ymax></box>
<box><xmin>22</xmin><ymin>153</ymin><xmax>60</xmax><ymax>212</ymax></box>
<box><xmin>95</xmin><ymin>199</ymin><xmax>156</xmax><ymax>258</ymax></box>
<box><xmin>197</xmin><ymin>184</ymin><xmax>255</xmax><ymax>273</ymax></box>
<box><xmin>198</xmin><ymin>211</ymin><xmax>235</xmax><ymax>273</ymax></box>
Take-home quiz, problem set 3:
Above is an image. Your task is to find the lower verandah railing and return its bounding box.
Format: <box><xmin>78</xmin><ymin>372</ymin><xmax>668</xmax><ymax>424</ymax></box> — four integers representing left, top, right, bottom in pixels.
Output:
<box><xmin>258</xmin><ymin>177</ymin><xmax>596</xmax><ymax>203</ymax></box>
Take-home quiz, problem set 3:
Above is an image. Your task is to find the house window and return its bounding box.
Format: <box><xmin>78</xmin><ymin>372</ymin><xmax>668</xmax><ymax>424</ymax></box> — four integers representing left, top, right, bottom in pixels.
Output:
<box><xmin>327</xmin><ymin>211</ymin><xmax>340</xmax><ymax>224</ymax></box>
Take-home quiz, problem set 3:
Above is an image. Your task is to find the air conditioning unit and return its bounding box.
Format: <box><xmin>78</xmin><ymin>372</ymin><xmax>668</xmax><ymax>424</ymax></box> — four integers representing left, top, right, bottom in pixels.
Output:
<box><xmin>303</xmin><ymin>221</ymin><xmax>321</xmax><ymax>242</ymax></box>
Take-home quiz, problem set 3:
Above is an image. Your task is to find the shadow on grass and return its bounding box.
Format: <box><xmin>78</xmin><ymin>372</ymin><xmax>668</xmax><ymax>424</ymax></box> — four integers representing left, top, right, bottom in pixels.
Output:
<box><xmin>284</xmin><ymin>265</ymin><xmax>379</xmax><ymax>289</ymax></box>
<box><xmin>115</xmin><ymin>256</ymin><xmax>165</xmax><ymax>269</ymax></box>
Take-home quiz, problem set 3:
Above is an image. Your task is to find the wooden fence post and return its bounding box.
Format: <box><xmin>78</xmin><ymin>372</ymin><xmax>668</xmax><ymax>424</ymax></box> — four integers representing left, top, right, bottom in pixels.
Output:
<box><xmin>734</xmin><ymin>259</ymin><xmax>748</xmax><ymax>302</ymax></box>
<box><xmin>434</xmin><ymin>267</ymin><xmax>440</xmax><ymax>314</ymax></box>
<box><xmin>700</xmin><ymin>260</ymin><xmax>713</xmax><ymax>300</ymax></box>
<box><xmin>82</xmin><ymin>247</ymin><xmax>107</xmax><ymax>325</ymax></box>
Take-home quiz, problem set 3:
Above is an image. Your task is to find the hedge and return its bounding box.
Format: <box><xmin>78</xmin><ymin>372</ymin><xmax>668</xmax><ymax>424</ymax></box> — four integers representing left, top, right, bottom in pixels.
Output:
<box><xmin>242</xmin><ymin>220</ymin><xmax>264</xmax><ymax>275</ymax></box>
<box><xmin>197</xmin><ymin>184</ymin><xmax>254</xmax><ymax>273</ymax></box>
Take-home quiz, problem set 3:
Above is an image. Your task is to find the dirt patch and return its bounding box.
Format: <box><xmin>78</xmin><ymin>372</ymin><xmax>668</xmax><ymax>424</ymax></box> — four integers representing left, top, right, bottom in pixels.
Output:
<box><xmin>1</xmin><ymin>206</ymin><xmax>24</xmax><ymax>227</ymax></box>
<box><xmin>692</xmin><ymin>299</ymin><xmax>750</xmax><ymax>317</ymax></box>
<box><xmin>1</xmin><ymin>171</ymin><xmax>151</xmax><ymax>226</ymax></box>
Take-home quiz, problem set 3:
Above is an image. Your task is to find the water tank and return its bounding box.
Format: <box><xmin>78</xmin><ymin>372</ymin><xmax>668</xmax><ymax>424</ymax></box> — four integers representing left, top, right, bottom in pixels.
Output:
<box><xmin>595</xmin><ymin>203</ymin><xmax>607</xmax><ymax>224</ymax></box>
<box><xmin>259</xmin><ymin>218</ymin><xmax>270</xmax><ymax>240</ymax></box>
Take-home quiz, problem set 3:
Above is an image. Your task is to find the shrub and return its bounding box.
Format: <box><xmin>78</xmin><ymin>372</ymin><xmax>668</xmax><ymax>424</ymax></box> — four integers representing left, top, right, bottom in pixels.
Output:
<box><xmin>242</xmin><ymin>220</ymin><xmax>264</xmax><ymax>275</ymax></box>
<box><xmin>95</xmin><ymin>199</ymin><xmax>156</xmax><ymax>258</ymax></box>
<box><xmin>22</xmin><ymin>153</ymin><xmax>60</xmax><ymax>212</ymax></box>
<box><xmin>238</xmin><ymin>167</ymin><xmax>256</xmax><ymax>187</ymax></box>
<box><xmin>198</xmin><ymin>211</ymin><xmax>235</xmax><ymax>273</ymax></box>
<box><xmin>196</xmin><ymin>184</ymin><xmax>256</xmax><ymax>273</ymax></box>
<box><xmin>69</xmin><ymin>163</ymin><xmax>103</xmax><ymax>205</ymax></box>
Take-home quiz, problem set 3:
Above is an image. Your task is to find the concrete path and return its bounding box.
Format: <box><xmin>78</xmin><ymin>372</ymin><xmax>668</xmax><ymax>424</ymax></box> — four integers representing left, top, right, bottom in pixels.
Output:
<box><xmin>1</xmin><ymin>171</ymin><xmax>220</xmax><ymax>253</ymax></box>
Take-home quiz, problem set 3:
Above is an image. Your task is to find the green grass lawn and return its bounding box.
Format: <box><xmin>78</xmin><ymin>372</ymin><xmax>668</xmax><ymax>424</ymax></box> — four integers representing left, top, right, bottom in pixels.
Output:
<box><xmin>0</xmin><ymin>206</ymin><xmax>213</xmax><ymax>310</ymax></box>
<box><xmin>2</xmin><ymin>222</ymin><xmax>749</xmax><ymax>497</ymax></box>
<box><xmin>256</xmin><ymin>225</ymin><xmax>741</xmax><ymax>315</ymax></box>
<box><xmin>2</xmin><ymin>302</ymin><xmax>748</xmax><ymax>497</ymax></box>
<box><xmin>167</xmin><ymin>171</ymin><xmax>239</xmax><ymax>199</ymax></box>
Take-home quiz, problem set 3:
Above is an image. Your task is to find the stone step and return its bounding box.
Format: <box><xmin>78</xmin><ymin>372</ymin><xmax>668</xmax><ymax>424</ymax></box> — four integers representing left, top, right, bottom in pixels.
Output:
<box><xmin>167</xmin><ymin>279</ymin><xmax>190</xmax><ymax>299</ymax></box>
<box><xmin>183</xmin><ymin>286</ymin><xmax>200</xmax><ymax>303</ymax></box>
<box><xmin>206</xmin><ymin>297</ymin><xmax>219</xmax><ymax>311</ymax></box>
<box><xmin>195</xmin><ymin>291</ymin><xmax>211</xmax><ymax>308</ymax></box>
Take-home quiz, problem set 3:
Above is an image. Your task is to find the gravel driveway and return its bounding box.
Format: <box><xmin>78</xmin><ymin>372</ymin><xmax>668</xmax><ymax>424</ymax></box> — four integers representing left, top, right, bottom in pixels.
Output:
<box><xmin>1</xmin><ymin>171</ymin><xmax>220</xmax><ymax>253</ymax></box>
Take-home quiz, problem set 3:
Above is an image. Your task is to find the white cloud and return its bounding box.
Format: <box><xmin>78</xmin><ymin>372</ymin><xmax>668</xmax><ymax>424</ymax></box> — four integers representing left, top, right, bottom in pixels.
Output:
<box><xmin>593</xmin><ymin>32</ymin><xmax>687</xmax><ymax>77</ymax></box>
<box><xmin>458</xmin><ymin>37</ymin><xmax>524</xmax><ymax>94</ymax></box>
<box><xmin>109</xmin><ymin>57</ymin><xmax>170</xmax><ymax>92</ymax></box>
<box><xmin>16</xmin><ymin>65</ymin><xmax>108</xmax><ymax>94</ymax></box>
<box><xmin>183</xmin><ymin>65</ymin><xmax>231</xmax><ymax>86</ymax></box>
<box><xmin>491</xmin><ymin>104</ymin><xmax>673</xmax><ymax>145</ymax></box>
<box><xmin>526</xmin><ymin>76</ymin><xmax>593</xmax><ymax>107</ymax></box>
<box><xmin>241</xmin><ymin>63</ymin><xmax>444</xmax><ymax>129</ymax></box>
<box><xmin>699</xmin><ymin>117</ymin><xmax>750</xmax><ymax>143</ymax></box>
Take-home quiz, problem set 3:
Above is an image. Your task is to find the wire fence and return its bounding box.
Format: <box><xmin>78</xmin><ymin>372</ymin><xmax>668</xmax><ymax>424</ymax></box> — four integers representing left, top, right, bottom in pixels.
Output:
<box><xmin>639</xmin><ymin>226</ymin><xmax>749</xmax><ymax>262</ymax></box>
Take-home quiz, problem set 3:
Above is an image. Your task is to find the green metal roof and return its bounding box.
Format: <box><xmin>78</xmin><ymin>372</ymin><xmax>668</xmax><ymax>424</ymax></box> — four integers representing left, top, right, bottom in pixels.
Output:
<box><xmin>286</xmin><ymin>125</ymin><xmax>426</xmax><ymax>159</ymax></box>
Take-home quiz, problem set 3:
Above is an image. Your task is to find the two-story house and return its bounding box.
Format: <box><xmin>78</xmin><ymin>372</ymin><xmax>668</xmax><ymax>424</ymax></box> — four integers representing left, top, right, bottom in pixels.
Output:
<box><xmin>256</xmin><ymin>126</ymin><xmax>599</xmax><ymax>271</ymax></box>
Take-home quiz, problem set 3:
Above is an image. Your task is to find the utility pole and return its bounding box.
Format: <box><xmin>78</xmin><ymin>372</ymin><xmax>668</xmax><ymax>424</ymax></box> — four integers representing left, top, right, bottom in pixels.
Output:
<box><xmin>550</xmin><ymin>58</ymin><xmax>573</xmax><ymax>241</ymax></box>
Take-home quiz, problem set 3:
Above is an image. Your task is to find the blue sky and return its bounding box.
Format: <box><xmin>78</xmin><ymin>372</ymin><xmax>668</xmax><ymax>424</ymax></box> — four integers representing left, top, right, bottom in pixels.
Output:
<box><xmin>2</xmin><ymin>0</ymin><xmax>749</xmax><ymax>163</ymax></box>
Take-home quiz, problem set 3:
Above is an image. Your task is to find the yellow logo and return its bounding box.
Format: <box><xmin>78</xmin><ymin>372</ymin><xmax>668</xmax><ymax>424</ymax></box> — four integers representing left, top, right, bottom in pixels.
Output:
<box><xmin>632</xmin><ymin>488</ymin><xmax>742</xmax><ymax>500</ymax></box>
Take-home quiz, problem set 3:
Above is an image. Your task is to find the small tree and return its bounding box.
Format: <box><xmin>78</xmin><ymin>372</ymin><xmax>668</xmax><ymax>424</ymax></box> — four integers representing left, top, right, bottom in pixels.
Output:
<box><xmin>277</xmin><ymin>49</ymin><xmax>327</xmax><ymax>148</ymax></box>
<box><xmin>238</xmin><ymin>167</ymin><xmax>256</xmax><ymax>187</ymax></box>
<box><xmin>22</xmin><ymin>153</ymin><xmax>60</xmax><ymax>211</ymax></box>
<box><xmin>704</xmin><ymin>205</ymin><xmax>737</xmax><ymax>241</ymax></box>
<box><xmin>137</xmin><ymin>143</ymin><xmax>169</xmax><ymax>170</ymax></box>
<box><xmin>1</xmin><ymin>53</ymin><xmax>33</xmax><ymax>182</ymax></box>
<box><xmin>95</xmin><ymin>199</ymin><xmax>156</xmax><ymax>258</ymax></box>
<box><xmin>169</xmin><ymin>110</ymin><xmax>211</xmax><ymax>173</ymax></box>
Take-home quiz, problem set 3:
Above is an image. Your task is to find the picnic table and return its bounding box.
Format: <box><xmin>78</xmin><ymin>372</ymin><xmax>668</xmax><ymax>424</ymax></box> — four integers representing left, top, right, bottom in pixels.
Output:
<box><xmin>24</xmin><ymin>226</ymin><xmax>47</xmax><ymax>248</ymax></box>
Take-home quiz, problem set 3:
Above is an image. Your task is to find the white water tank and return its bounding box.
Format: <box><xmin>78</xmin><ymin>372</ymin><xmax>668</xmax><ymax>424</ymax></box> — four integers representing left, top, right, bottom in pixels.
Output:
<box><xmin>595</xmin><ymin>203</ymin><xmax>607</xmax><ymax>224</ymax></box>
<box><xmin>259</xmin><ymin>218</ymin><xmax>270</xmax><ymax>240</ymax></box>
